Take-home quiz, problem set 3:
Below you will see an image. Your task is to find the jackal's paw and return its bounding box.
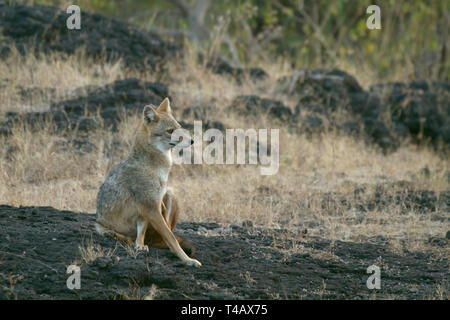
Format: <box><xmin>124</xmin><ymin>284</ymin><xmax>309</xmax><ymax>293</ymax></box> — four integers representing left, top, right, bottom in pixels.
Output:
<box><xmin>135</xmin><ymin>244</ymin><xmax>149</xmax><ymax>252</ymax></box>
<box><xmin>185</xmin><ymin>258</ymin><xmax>202</xmax><ymax>267</ymax></box>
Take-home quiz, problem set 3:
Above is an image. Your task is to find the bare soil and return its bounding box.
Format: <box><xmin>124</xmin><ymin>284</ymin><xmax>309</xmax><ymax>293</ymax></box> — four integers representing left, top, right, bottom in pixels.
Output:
<box><xmin>0</xmin><ymin>205</ymin><xmax>447</xmax><ymax>300</ymax></box>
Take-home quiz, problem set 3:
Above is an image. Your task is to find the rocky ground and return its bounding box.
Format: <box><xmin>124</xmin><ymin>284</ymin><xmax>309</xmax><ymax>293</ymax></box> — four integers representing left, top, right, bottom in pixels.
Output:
<box><xmin>0</xmin><ymin>204</ymin><xmax>448</xmax><ymax>300</ymax></box>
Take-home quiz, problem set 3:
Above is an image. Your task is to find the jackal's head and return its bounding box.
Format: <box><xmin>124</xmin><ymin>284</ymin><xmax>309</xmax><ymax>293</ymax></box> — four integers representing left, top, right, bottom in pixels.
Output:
<box><xmin>136</xmin><ymin>98</ymin><xmax>193</xmax><ymax>154</ymax></box>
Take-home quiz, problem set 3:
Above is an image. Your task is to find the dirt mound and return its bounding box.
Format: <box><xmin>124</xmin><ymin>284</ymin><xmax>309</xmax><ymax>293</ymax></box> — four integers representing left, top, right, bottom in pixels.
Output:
<box><xmin>319</xmin><ymin>187</ymin><xmax>450</xmax><ymax>216</ymax></box>
<box><xmin>1</xmin><ymin>78</ymin><xmax>169</xmax><ymax>134</ymax></box>
<box><xmin>276</xmin><ymin>69</ymin><xmax>363</xmax><ymax>97</ymax></box>
<box><xmin>0</xmin><ymin>204</ymin><xmax>447</xmax><ymax>299</ymax></box>
<box><xmin>204</xmin><ymin>55</ymin><xmax>269</xmax><ymax>84</ymax></box>
<box><xmin>0</xmin><ymin>3</ymin><xmax>266</xmax><ymax>82</ymax></box>
<box><xmin>228</xmin><ymin>95</ymin><xmax>293</xmax><ymax>121</ymax></box>
<box><xmin>369</xmin><ymin>81</ymin><xmax>450</xmax><ymax>147</ymax></box>
<box><xmin>0</xmin><ymin>3</ymin><xmax>177</xmax><ymax>68</ymax></box>
<box><xmin>275</xmin><ymin>69</ymin><xmax>450</xmax><ymax>151</ymax></box>
<box><xmin>0</xmin><ymin>78</ymin><xmax>226</xmax><ymax>136</ymax></box>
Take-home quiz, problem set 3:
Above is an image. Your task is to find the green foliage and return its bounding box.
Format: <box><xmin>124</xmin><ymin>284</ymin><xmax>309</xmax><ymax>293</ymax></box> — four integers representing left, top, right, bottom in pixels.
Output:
<box><xmin>20</xmin><ymin>0</ymin><xmax>449</xmax><ymax>80</ymax></box>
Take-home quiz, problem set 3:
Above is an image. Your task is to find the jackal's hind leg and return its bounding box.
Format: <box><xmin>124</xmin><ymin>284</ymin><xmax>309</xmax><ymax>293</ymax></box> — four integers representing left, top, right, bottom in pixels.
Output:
<box><xmin>147</xmin><ymin>192</ymin><xmax>196</xmax><ymax>256</ymax></box>
<box><xmin>147</xmin><ymin>233</ymin><xmax>196</xmax><ymax>257</ymax></box>
<box><xmin>162</xmin><ymin>188</ymin><xmax>179</xmax><ymax>229</ymax></box>
<box><xmin>95</xmin><ymin>222</ymin><xmax>134</xmax><ymax>245</ymax></box>
<box><xmin>141</xmin><ymin>202</ymin><xmax>201</xmax><ymax>267</ymax></box>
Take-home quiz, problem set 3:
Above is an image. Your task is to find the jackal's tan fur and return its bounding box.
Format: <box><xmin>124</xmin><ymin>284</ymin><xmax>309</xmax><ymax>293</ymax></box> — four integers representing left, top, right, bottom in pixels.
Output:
<box><xmin>95</xmin><ymin>98</ymin><xmax>201</xmax><ymax>267</ymax></box>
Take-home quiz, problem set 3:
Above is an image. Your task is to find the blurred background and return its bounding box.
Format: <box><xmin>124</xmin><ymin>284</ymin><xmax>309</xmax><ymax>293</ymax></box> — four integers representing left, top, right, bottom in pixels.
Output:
<box><xmin>20</xmin><ymin>0</ymin><xmax>449</xmax><ymax>82</ymax></box>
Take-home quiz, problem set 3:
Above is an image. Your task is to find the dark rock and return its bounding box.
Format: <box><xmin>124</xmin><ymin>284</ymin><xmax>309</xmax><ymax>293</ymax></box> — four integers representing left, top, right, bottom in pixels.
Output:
<box><xmin>431</xmin><ymin>81</ymin><xmax>450</xmax><ymax>92</ymax></box>
<box><xmin>0</xmin><ymin>3</ymin><xmax>177</xmax><ymax>69</ymax></box>
<box><xmin>295</xmin><ymin>103</ymin><xmax>327</xmax><ymax>116</ymax></box>
<box><xmin>409</xmin><ymin>81</ymin><xmax>429</xmax><ymax>91</ymax></box>
<box><xmin>177</xmin><ymin>121</ymin><xmax>194</xmax><ymax>131</ymax></box>
<box><xmin>204</xmin><ymin>120</ymin><xmax>225</xmax><ymax>131</ymax></box>
<box><xmin>381</xmin><ymin>83</ymin><xmax>449</xmax><ymax>147</ymax></box>
<box><xmin>300</xmin><ymin>114</ymin><xmax>324</xmax><ymax>134</ymax></box>
<box><xmin>420</xmin><ymin>166</ymin><xmax>431</xmax><ymax>178</ymax></box>
<box><xmin>92</xmin><ymin>256</ymin><xmax>114</xmax><ymax>269</ymax></box>
<box><xmin>0</xmin><ymin>78</ymin><xmax>169</xmax><ymax>134</ymax></box>
<box><xmin>229</xmin><ymin>95</ymin><xmax>292</xmax><ymax>121</ymax></box>
<box><xmin>203</xmin><ymin>55</ymin><xmax>268</xmax><ymax>83</ymax></box>
<box><xmin>348</xmin><ymin>92</ymin><xmax>381</xmax><ymax>118</ymax></box>
<box><xmin>76</xmin><ymin>117</ymin><xmax>101</xmax><ymax>132</ymax></box>
<box><xmin>276</xmin><ymin>68</ymin><xmax>363</xmax><ymax>97</ymax></box>
<box><xmin>363</xmin><ymin>119</ymin><xmax>397</xmax><ymax>151</ymax></box>
<box><xmin>53</xmin><ymin>78</ymin><xmax>167</xmax><ymax>116</ymax></box>
<box><xmin>369</xmin><ymin>82</ymin><xmax>407</xmax><ymax>95</ymax></box>
<box><xmin>182</xmin><ymin>104</ymin><xmax>219</xmax><ymax>121</ymax></box>
<box><xmin>340</xmin><ymin>121</ymin><xmax>361</xmax><ymax>136</ymax></box>
<box><xmin>281</xmin><ymin>68</ymin><xmax>449</xmax><ymax>151</ymax></box>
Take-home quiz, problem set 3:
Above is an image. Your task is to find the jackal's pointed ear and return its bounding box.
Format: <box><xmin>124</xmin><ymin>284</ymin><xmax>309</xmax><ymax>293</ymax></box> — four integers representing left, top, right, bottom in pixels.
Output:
<box><xmin>143</xmin><ymin>105</ymin><xmax>159</xmax><ymax>123</ymax></box>
<box><xmin>157</xmin><ymin>97</ymin><xmax>171</xmax><ymax>113</ymax></box>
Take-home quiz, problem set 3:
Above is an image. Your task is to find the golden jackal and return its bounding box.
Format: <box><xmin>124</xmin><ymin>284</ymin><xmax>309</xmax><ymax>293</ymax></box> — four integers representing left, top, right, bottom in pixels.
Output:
<box><xmin>95</xmin><ymin>98</ymin><xmax>201</xmax><ymax>267</ymax></box>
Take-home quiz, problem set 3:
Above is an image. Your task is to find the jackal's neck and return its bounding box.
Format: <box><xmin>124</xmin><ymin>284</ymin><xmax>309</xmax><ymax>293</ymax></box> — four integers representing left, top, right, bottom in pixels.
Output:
<box><xmin>129</xmin><ymin>141</ymin><xmax>172</xmax><ymax>169</ymax></box>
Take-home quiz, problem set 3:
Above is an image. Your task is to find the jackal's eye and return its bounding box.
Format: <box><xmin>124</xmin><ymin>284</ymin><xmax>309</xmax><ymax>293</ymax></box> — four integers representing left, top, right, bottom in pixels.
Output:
<box><xmin>166</xmin><ymin>129</ymin><xmax>174</xmax><ymax>134</ymax></box>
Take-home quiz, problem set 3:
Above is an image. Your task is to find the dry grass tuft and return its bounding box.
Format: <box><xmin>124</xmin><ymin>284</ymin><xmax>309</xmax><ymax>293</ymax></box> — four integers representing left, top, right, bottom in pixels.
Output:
<box><xmin>115</xmin><ymin>282</ymin><xmax>159</xmax><ymax>300</ymax></box>
<box><xmin>79</xmin><ymin>237</ymin><xmax>116</xmax><ymax>264</ymax></box>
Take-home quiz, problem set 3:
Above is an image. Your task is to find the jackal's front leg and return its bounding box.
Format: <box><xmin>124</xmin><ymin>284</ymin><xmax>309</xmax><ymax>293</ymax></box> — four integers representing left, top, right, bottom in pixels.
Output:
<box><xmin>135</xmin><ymin>219</ymin><xmax>149</xmax><ymax>251</ymax></box>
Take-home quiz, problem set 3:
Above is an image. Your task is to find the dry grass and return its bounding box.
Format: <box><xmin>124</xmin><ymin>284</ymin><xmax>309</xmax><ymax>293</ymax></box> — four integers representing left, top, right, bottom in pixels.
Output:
<box><xmin>115</xmin><ymin>282</ymin><xmax>159</xmax><ymax>300</ymax></box>
<box><xmin>78</xmin><ymin>237</ymin><xmax>116</xmax><ymax>264</ymax></box>
<box><xmin>0</xmin><ymin>49</ymin><xmax>448</xmax><ymax>257</ymax></box>
<box><xmin>428</xmin><ymin>281</ymin><xmax>449</xmax><ymax>300</ymax></box>
<box><xmin>0</xmin><ymin>48</ymin><xmax>125</xmax><ymax>116</ymax></box>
